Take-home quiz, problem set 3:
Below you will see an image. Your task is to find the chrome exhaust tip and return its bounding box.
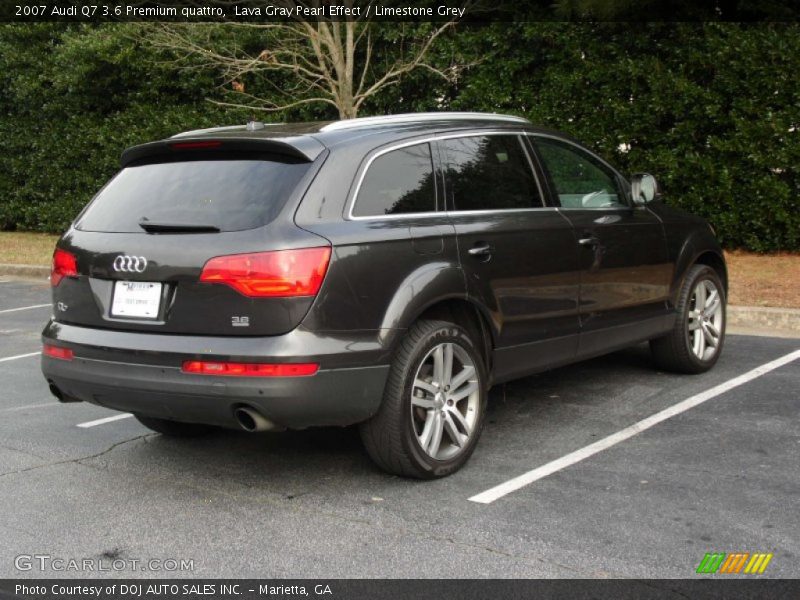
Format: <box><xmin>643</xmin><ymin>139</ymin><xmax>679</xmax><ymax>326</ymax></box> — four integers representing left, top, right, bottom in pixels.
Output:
<box><xmin>234</xmin><ymin>407</ymin><xmax>279</xmax><ymax>432</ymax></box>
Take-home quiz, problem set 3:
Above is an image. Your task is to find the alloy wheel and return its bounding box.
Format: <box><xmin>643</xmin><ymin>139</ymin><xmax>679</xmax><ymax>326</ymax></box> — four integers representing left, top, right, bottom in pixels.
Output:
<box><xmin>410</xmin><ymin>342</ymin><xmax>480</xmax><ymax>461</ymax></box>
<box><xmin>687</xmin><ymin>279</ymin><xmax>724</xmax><ymax>361</ymax></box>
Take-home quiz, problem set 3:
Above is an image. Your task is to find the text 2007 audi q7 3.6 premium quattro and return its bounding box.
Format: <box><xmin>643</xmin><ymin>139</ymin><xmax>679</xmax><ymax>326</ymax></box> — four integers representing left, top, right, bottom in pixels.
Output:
<box><xmin>42</xmin><ymin>112</ymin><xmax>727</xmax><ymax>478</ymax></box>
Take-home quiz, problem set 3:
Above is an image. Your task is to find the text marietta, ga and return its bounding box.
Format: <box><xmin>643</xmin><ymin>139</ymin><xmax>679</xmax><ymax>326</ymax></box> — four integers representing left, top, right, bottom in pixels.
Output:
<box><xmin>16</xmin><ymin>584</ymin><xmax>333</xmax><ymax>596</ymax></box>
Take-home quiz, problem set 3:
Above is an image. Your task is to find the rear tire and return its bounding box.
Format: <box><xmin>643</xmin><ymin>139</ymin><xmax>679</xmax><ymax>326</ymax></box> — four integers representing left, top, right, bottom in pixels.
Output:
<box><xmin>134</xmin><ymin>415</ymin><xmax>216</xmax><ymax>437</ymax></box>
<box><xmin>650</xmin><ymin>264</ymin><xmax>726</xmax><ymax>374</ymax></box>
<box><xmin>359</xmin><ymin>319</ymin><xmax>488</xmax><ymax>479</ymax></box>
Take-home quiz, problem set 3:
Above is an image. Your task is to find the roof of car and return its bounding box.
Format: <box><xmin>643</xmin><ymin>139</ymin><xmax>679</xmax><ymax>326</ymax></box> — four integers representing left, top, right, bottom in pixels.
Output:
<box><xmin>172</xmin><ymin>112</ymin><xmax>530</xmax><ymax>138</ymax></box>
<box><xmin>123</xmin><ymin>112</ymin><xmax>556</xmax><ymax>166</ymax></box>
<box><xmin>176</xmin><ymin>112</ymin><xmax>538</xmax><ymax>146</ymax></box>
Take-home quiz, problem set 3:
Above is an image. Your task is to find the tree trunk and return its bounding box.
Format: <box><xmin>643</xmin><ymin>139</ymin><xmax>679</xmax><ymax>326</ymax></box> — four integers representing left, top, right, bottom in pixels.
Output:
<box><xmin>339</xmin><ymin>96</ymin><xmax>358</xmax><ymax>119</ymax></box>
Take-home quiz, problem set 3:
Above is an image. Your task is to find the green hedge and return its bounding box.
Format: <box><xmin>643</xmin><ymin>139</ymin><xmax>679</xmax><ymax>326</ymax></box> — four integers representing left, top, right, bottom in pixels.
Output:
<box><xmin>389</xmin><ymin>23</ymin><xmax>800</xmax><ymax>251</ymax></box>
<box><xmin>0</xmin><ymin>24</ymin><xmax>250</xmax><ymax>232</ymax></box>
<box><xmin>1</xmin><ymin>23</ymin><xmax>798</xmax><ymax>251</ymax></box>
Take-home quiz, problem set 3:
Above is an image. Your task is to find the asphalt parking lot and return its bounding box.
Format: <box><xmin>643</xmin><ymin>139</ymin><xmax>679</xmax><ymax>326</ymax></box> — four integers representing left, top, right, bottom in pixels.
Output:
<box><xmin>0</xmin><ymin>277</ymin><xmax>798</xmax><ymax>579</ymax></box>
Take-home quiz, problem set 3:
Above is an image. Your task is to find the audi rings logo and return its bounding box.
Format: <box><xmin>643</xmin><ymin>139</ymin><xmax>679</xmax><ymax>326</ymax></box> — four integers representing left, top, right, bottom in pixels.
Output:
<box><xmin>113</xmin><ymin>255</ymin><xmax>148</xmax><ymax>273</ymax></box>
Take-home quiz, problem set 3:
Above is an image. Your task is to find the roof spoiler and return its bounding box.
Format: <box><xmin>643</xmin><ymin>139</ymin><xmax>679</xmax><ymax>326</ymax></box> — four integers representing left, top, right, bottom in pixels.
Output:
<box><xmin>120</xmin><ymin>135</ymin><xmax>325</xmax><ymax>167</ymax></box>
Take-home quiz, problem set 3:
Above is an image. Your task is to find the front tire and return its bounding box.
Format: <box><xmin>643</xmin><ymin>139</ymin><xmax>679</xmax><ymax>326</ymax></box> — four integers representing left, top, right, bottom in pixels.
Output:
<box><xmin>360</xmin><ymin>319</ymin><xmax>488</xmax><ymax>479</ymax></box>
<box><xmin>651</xmin><ymin>264</ymin><xmax>726</xmax><ymax>374</ymax></box>
<box><xmin>134</xmin><ymin>415</ymin><xmax>216</xmax><ymax>437</ymax></box>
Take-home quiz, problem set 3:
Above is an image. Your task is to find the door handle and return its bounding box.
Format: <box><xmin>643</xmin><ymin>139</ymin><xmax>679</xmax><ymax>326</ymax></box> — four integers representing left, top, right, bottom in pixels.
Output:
<box><xmin>578</xmin><ymin>236</ymin><xmax>600</xmax><ymax>247</ymax></box>
<box><xmin>468</xmin><ymin>243</ymin><xmax>493</xmax><ymax>257</ymax></box>
<box><xmin>593</xmin><ymin>214</ymin><xmax>621</xmax><ymax>225</ymax></box>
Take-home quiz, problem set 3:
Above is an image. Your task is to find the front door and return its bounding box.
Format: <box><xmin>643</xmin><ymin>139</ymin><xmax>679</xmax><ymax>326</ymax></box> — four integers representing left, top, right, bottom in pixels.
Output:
<box><xmin>530</xmin><ymin>135</ymin><xmax>672</xmax><ymax>357</ymax></box>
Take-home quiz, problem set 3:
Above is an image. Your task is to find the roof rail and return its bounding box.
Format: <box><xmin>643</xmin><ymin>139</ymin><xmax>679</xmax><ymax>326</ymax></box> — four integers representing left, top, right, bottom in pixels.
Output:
<box><xmin>171</xmin><ymin>125</ymin><xmax>245</xmax><ymax>139</ymax></box>
<box><xmin>171</xmin><ymin>123</ymin><xmax>286</xmax><ymax>138</ymax></box>
<box><xmin>319</xmin><ymin>112</ymin><xmax>529</xmax><ymax>132</ymax></box>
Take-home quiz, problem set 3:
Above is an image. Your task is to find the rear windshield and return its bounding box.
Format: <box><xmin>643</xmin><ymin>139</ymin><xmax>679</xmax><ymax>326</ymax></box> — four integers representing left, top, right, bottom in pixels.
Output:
<box><xmin>76</xmin><ymin>157</ymin><xmax>310</xmax><ymax>233</ymax></box>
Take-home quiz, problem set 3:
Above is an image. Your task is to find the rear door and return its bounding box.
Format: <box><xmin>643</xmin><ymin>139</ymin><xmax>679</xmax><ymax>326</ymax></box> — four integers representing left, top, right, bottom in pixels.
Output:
<box><xmin>530</xmin><ymin>135</ymin><xmax>672</xmax><ymax>356</ymax></box>
<box><xmin>297</xmin><ymin>139</ymin><xmax>461</xmax><ymax>333</ymax></box>
<box><xmin>439</xmin><ymin>132</ymin><xmax>580</xmax><ymax>382</ymax></box>
<box><xmin>53</xmin><ymin>148</ymin><xmax>329</xmax><ymax>336</ymax></box>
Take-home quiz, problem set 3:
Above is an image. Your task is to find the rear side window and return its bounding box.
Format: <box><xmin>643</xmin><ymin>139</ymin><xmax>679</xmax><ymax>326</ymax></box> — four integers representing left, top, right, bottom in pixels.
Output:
<box><xmin>440</xmin><ymin>135</ymin><xmax>543</xmax><ymax>211</ymax></box>
<box><xmin>76</xmin><ymin>158</ymin><xmax>310</xmax><ymax>233</ymax></box>
<box><xmin>353</xmin><ymin>143</ymin><xmax>436</xmax><ymax>217</ymax></box>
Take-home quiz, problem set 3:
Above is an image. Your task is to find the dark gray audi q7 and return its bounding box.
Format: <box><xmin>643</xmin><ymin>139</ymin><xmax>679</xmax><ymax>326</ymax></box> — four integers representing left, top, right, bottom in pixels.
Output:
<box><xmin>41</xmin><ymin>112</ymin><xmax>727</xmax><ymax>478</ymax></box>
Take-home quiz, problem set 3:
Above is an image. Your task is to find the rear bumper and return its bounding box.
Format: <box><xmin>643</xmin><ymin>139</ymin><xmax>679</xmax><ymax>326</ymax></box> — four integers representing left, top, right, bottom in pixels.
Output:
<box><xmin>41</xmin><ymin>320</ymin><xmax>393</xmax><ymax>429</ymax></box>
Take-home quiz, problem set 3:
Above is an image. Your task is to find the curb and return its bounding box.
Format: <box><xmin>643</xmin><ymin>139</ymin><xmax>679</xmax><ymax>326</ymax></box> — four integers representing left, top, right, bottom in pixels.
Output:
<box><xmin>0</xmin><ymin>263</ymin><xmax>50</xmax><ymax>279</ymax></box>
<box><xmin>1</xmin><ymin>263</ymin><xmax>798</xmax><ymax>333</ymax></box>
<box><xmin>728</xmin><ymin>305</ymin><xmax>800</xmax><ymax>333</ymax></box>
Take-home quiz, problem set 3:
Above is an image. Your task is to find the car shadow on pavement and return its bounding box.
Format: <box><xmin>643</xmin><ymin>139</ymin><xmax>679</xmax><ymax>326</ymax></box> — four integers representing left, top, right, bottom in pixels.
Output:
<box><xmin>92</xmin><ymin>344</ymin><xmax>662</xmax><ymax>491</ymax></box>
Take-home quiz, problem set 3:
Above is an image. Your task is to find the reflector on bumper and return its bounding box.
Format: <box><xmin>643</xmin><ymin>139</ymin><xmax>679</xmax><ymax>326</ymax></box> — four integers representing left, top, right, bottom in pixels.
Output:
<box><xmin>181</xmin><ymin>361</ymin><xmax>318</xmax><ymax>377</ymax></box>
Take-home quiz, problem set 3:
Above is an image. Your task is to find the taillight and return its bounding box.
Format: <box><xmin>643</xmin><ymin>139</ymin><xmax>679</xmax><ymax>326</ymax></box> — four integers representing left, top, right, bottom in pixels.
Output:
<box><xmin>51</xmin><ymin>248</ymin><xmax>78</xmax><ymax>287</ymax></box>
<box><xmin>199</xmin><ymin>247</ymin><xmax>331</xmax><ymax>298</ymax></box>
<box><xmin>43</xmin><ymin>344</ymin><xmax>74</xmax><ymax>361</ymax></box>
<box><xmin>182</xmin><ymin>361</ymin><xmax>318</xmax><ymax>377</ymax></box>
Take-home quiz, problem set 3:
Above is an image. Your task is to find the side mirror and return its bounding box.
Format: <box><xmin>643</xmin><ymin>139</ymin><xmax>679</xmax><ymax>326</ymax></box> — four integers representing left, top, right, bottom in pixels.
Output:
<box><xmin>631</xmin><ymin>173</ymin><xmax>661</xmax><ymax>204</ymax></box>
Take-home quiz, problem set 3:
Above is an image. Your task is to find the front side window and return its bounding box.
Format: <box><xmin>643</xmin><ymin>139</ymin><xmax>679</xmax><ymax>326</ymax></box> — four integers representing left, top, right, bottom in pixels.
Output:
<box><xmin>353</xmin><ymin>143</ymin><xmax>436</xmax><ymax>217</ymax></box>
<box><xmin>533</xmin><ymin>137</ymin><xmax>626</xmax><ymax>209</ymax></box>
<box><xmin>440</xmin><ymin>135</ymin><xmax>543</xmax><ymax>211</ymax></box>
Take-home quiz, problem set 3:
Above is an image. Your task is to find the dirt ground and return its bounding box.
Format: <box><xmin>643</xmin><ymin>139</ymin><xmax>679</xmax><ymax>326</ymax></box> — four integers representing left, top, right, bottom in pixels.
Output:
<box><xmin>0</xmin><ymin>232</ymin><xmax>59</xmax><ymax>265</ymax></box>
<box><xmin>724</xmin><ymin>250</ymin><xmax>800</xmax><ymax>308</ymax></box>
<box><xmin>0</xmin><ymin>232</ymin><xmax>797</xmax><ymax>308</ymax></box>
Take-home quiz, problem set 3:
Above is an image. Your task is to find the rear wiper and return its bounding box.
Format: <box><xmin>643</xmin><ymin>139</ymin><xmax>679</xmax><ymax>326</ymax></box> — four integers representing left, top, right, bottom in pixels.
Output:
<box><xmin>138</xmin><ymin>221</ymin><xmax>220</xmax><ymax>234</ymax></box>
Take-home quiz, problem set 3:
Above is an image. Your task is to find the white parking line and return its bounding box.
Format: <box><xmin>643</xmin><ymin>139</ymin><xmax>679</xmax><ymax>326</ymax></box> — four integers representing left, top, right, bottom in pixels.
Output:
<box><xmin>0</xmin><ymin>351</ymin><xmax>41</xmax><ymax>363</ymax></box>
<box><xmin>469</xmin><ymin>348</ymin><xmax>800</xmax><ymax>504</ymax></box>
<box><xmin>0</xmin><ymin>402</ymin><xmax>60</xmax><ymax>413</ymax></box>
<box><xmin>77</xmin><ymin>413</ymin><xmax>134</xmax><ymax>428</ymax></box>
<box><xmin>0</xmin><ymin>303</ymin><xmax>51</xmax><ymax>314</ymax></box>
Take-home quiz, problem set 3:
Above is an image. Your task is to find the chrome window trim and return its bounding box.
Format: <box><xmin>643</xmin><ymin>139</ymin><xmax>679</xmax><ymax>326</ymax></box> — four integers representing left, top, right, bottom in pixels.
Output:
<box><xmin>348</xmin><ymin>130</ymin><xmax>551</xmax><ymax>221</ymax></box>
<box><xmin>555</xmin><ymin>206</ymin><xmax>633</xmax><ymax>212</ymax></box>
<box><xmin>446</xmin><ymin>207</ymin><xmax>557</xmax><ymax>216</ymax></box>
<box><xmin>525</xmin><ymin>132</ymin><xmax>632</xmax><ymax>211</ymax></box>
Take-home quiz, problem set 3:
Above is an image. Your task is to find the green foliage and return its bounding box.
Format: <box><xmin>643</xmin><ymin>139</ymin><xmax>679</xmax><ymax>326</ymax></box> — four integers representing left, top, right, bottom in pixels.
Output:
<box><xmin>406</xmin><ymin>22</ymin><xmax>799</xmax><ymax>251</ymax></box>
<box><xmin>0</xmin><ymin>22</ymin><xmax>797</xmax><ymax>251</ymax></box>
<box><xmin>0</xmin><ymin>24</ymin><xmax>250</xmax><ymax>232</ymax></box>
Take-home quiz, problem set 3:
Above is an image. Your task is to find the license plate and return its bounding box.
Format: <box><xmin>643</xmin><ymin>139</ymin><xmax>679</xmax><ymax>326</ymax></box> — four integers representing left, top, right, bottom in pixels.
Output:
<box><xmin>111</xmin><ymin>281</ymin><xmax>162</xmax><ymax>319</ymax></box>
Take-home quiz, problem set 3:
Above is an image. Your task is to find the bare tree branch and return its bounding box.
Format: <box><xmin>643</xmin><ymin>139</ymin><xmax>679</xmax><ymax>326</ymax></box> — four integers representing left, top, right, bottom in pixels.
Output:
<box><xmin>207</xmin><ymin>95</ymin><xmax>339</xmax><ymax>112</ymax></box>
<box><xmin>354</xmin><ymin>21</ymin><xmax>455</xmax><ymax>109</ymax></box>
<box><xmin>143</xmin><ymin>6</ymin><xmax>468</xmax><ymax>119</ymax></box>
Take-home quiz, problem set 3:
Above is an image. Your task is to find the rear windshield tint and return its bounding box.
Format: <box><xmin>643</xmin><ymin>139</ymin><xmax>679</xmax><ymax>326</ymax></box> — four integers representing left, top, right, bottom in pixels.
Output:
<box><xmin>76</xmin><ymin>158</ymin><xmax>310</xmax><ymax>233</ymax></box>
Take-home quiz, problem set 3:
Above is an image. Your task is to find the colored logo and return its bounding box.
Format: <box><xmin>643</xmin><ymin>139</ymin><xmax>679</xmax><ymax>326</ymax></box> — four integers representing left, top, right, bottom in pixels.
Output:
<box><xmin>696</xmin><ymin>552</ymin><xmax>773</xmax><ymax>574</ymax></box>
